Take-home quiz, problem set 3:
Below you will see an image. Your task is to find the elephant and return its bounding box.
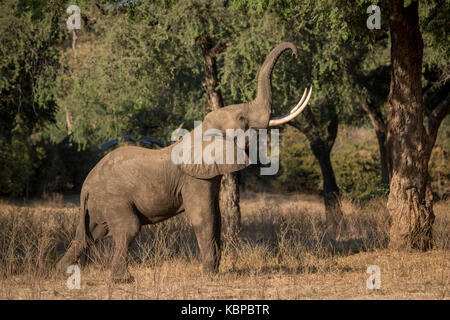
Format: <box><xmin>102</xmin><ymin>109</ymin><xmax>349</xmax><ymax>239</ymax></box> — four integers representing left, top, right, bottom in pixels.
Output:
<box><xmin>55</xmin><ymin>42</ymin><xmax>312</xmax><ymax>282</ymax></box>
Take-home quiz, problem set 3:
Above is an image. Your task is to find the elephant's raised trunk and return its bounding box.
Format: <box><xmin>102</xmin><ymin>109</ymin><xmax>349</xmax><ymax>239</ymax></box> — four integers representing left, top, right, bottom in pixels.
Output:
<box><xmin>249</xmin><ymin>42</ymin><xmax>298</xmax><ymax>128</ymax></box>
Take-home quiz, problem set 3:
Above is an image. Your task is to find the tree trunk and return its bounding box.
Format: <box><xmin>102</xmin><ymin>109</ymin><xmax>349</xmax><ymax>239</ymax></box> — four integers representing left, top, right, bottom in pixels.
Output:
<box><xmin>386</xmin><ymin>0</ymin><xmax>434</xmax><ymax>250</ymax></box>
<box><xmin>358</xmin><ymin>96</ymin><xmax>390</xmax><ymax>186</ymax></box>
<box><xmin>309</xmin><ymin>139</ymin><xmax>344</xmax><ymax>239</ymax></box>
<box><xmin>219</xmin><ymin>172</ymin><xmax>241</xmax><ymax>238</ymax></box>
<box><xmin>375</xmin><ymin>130</ymin><xmax>390</xmax><ymax>187</ymax></box>
<box><xmin>291</xmin><ymin>102</ymin><xmax>344</xmax><ymax>239</ymax></box>
<box><xmin>65</xmin><ymin>107</ymin><xmax>73</xmax><ymax>136</ymax></box>
<box><xmin>197</xmin><ymin>36</ymin><xmax>241</xmax><ymax>238</ymax></box>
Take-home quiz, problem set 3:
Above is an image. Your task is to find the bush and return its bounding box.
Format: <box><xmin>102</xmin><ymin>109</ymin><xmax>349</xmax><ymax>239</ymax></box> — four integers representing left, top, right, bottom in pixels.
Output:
<box><xmin>0</xmin><ymin>135</ymin><xmax>99</xmax><ymax>197</ymax></box>
<box><xmin>0</xmin><ymin>136</ymin><xmax>45</xmax><ymax>197</ymax></box>
<box><xmin>273</xmin><ymin>126</ymin><xmax>388</xmax><ymax>200</ymax></box>
<box><xmin>277</xmin><ymin>126</ymin><xmax>321</xmax><ymax>192</ymax></box>
<box><xmin>429</xmin><ymin>117</ymin><xmax>450</xmax><ymax>199</ymax></box>
<box><xmin>332</xmin><ymin>142</ymin><xmax>387</xmax><ymax>201</ymax></box>
<box><xmin>33</xmin><ymin>139</ymin><xmax>99</xmax><ymax>194</ymax></box>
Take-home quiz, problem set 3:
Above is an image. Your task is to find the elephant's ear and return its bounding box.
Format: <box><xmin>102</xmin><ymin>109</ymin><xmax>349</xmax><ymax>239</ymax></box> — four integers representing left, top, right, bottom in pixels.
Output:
<box><xmin>172</xmin><ymin>130</ymin><xmax>251</xmax><ymax>179</ymax></box>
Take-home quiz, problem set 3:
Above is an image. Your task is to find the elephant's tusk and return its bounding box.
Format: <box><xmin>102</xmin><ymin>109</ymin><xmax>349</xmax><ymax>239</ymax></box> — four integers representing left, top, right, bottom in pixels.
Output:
<box><xmin>268</xmin><ymin>86</ymin><xmax>312</xmax><ymax>126</ymax></box>
<box><xmin>289</xmin><ymin>88</ymin><xmax>308</xmax><ymax>115</ymax></box>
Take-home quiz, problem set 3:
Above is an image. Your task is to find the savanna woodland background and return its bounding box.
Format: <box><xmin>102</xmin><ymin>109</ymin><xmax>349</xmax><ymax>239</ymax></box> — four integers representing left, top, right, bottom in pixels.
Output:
<box><xmin>0</xmin><ymin>0</ymin><xmax>448</xmax><ymax>299</ymax></box>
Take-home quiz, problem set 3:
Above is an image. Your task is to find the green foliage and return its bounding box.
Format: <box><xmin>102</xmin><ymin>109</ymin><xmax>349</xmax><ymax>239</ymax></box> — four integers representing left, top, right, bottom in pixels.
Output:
<box><xmin>0</xmin><ymin>0</ymin><xmax>66</xmax><ymax>196</ymax></box>
<box><xmin>274</xmin><ymin>126</ymin><xmax>388</xmax><ymax>200</ymax></box>
<box><xmin>0</xmin><ymin>0</ymin><xmax>65</xmax><ymax>141</ymax></box>
<box><xmin>34</xmin><ymin>140</ymin><xmax>99</xmax><ymax>194</ymax></box>
<box><xmin>0</xmin><ymin>0</ymin><xmax>448</xmax><ymax>199</ymax></box>
<box><xmin>0</xmin><ymin>135</ymin><xmax>44</xmax><ymax>196</ymax></box>
<box><xmin>429</xmin><ymin>117</ymin><xmax>450</xmax><ymax>199</ymax></box>
<box><xmin>242</xmin><ymin>122</ymin><xmax>449</xmax><ymax>202</ymax></box>
<box><xmin>50</xmin><ymin>13</ymin><xmax>185</xmax><ymax>146</ymax></box>
<box><xmin>332</xmin><ymin>138</ymin><xmax>387</xmax><ymax>201</ymax></box>
<box><xmin>277</xmin><ymin>127</ymin><xmax>321</xmax><ymax>191</ymax></box>
<box><xmin>222</xmin><ymin>0</ymin><xmax>384</xmax><ymax>128</ymax></box>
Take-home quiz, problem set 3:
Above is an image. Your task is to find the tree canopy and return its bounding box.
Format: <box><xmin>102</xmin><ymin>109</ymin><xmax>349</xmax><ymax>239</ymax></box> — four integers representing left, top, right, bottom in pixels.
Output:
<box><xmin>0</xmin><ymin>0</ymin><xmax>448</xmax><ymax>208</ymax></box>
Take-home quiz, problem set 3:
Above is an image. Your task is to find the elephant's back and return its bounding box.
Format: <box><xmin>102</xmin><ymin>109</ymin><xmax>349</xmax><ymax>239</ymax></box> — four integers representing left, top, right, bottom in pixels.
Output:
<box><xmin>82</xmin><ymin>146</ymin><xmax>170</xmax><ymax>196</ymax></box>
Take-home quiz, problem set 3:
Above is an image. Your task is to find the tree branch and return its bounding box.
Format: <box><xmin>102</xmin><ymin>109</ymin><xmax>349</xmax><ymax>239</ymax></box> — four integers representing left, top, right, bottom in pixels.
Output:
<box><xmin>325</xmin><ymin>105</ymin><xmax>338</xmax><ymax>152</ymax></box>
<box><xmin>288</xmin><ymin>120</ymin><xmax>308</xmax><ymax>133</ymax></box>
<box><xmin>211</xmin><ymin>39</ymin><xmax>229</xmax><ymax>57</ymax></box>
<box><xmin>427</xmin><ymin>92</ymin><xmax>450</xmax><ymax>150</ymax></box>
<box><xmin>196</xmin><ymin>37</ymin><xmax>228</xmax><ymax>58</ymax></box>
<box><xmin>358</xmin><ymin>94</ymin><xmax>387</xmax><ymax>134</ymax></box>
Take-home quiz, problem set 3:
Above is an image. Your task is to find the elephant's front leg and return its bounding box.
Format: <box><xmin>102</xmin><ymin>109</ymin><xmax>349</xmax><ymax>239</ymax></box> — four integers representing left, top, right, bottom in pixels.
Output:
<box><xmin>183</xmin><ymin>177</ymin><xmax>221</xmax><ymax>274</ymax></box>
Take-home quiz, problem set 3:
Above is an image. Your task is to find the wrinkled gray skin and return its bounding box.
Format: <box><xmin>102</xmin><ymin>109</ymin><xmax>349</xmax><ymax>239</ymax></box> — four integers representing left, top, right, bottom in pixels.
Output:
<box><xmin>56</xmin><ymin>42</ymin><xmax>298</xmax><ymax>282</ymax></box>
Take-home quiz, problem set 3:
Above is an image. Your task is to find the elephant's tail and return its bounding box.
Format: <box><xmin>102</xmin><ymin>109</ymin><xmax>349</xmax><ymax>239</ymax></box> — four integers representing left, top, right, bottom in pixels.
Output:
<box><xmin>76</xmin><ymin>190</ymin><xmax>90</xmax><ymax>246</ymax></box>
<box><xmin>55</xmin><ymin>191</ymin><xmax>90</xmax><ymax>272</ymax></box>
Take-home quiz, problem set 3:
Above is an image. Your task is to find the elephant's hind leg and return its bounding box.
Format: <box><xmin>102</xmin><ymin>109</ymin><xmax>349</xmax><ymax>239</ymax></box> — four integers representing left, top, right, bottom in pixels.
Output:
<box><xmin>80</xmin><ymin>223</ymin><xmax>108</xmax><ymax>266</ymax></box>
<box><xmin>56</xmin><ymin>218</ymin><xmax>107</xmax><ymax>274</ymax></box>
<box><xmin>109</xmin><ymin>206</ymin><xmax>141</xmax><ymax>283</ymax></box>
<box><xmin>56</xmin><ymin>221</ymin><xmax>88</xmax><ymax>274</ymax></box>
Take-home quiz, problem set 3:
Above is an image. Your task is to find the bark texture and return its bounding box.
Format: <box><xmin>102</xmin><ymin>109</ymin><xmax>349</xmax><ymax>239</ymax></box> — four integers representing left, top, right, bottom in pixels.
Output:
<box><xmin>219</xmin><ymin>171</ymin><xmax>241</xmax><ymax>238</ymax></box>
<box><xmin>386</xmin><ymin>0</ymin><xmax>434</xmax><ymax>250</ymax></box>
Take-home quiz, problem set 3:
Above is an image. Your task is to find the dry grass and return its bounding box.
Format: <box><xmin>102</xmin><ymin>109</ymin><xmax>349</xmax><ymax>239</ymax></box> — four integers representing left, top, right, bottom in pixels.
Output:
<box><xmin>0</xmin><ymin>192</ymin><xmax>448</xmax><ymax>300</ymax></box>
